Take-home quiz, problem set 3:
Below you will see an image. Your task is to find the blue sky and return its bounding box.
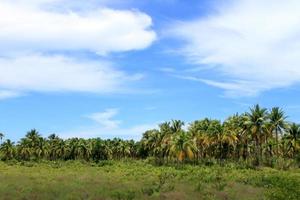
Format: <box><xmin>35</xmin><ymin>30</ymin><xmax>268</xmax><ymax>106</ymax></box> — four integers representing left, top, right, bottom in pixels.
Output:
<box><xmin>1</xmin><ymin>0</ymin><xmax>300</xmax><ymax>141</ymax></box>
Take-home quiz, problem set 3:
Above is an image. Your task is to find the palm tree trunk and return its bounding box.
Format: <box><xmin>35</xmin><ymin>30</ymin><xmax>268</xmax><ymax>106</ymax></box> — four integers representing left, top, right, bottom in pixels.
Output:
<box><xmin>255</xmin><ymin>136</ymin><xmax>260</xmax><ymax>165</ymax></box>
<box><xmin>276</xmin><ymin>129</ymin><xmax>279</xmax><ymax>157</ymax></box>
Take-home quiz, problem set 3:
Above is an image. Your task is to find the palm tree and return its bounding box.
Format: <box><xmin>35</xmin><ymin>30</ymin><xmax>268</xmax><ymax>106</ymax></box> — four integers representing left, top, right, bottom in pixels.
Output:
<box><xmin>0</xmin><ymin>139</ymin><xmax>14</xmax><ymax>160</ymax></box>
<box><xmin>142</xmin><ymin>129</ymin><xmax>164</xmax><ymax>159</ymax></box>
<box><xmin>244</xmin><ymin>104</ymin><xmax>268</xmax><ymax>165</ymax></box>
<box><xmin>223</xmin><ymin>114</ymin><xmax>248</xmax><ymax>160</ymax></box>
<box><xmin>48</xmin><ymin>133</ymin><xmax>59</xmax><ymax>140</ymax></box>
<box><xmin>48</xmin><ymin>134</ymin><xmax>61</xmax><ymax>160</ymax></box>
<box><xmin>36</xmin><ymin>137</ymin><xmax>49</xmax><ymax>159</ymax></box>
<box><xmin>188</xmin><ymin>118</ymin><xmax>211</xmax><ymax>160</ymax></box>
<box><xmin>170</xmin><ymin>120</ymin><xmax>185</xmax><ymax>133</ymax></box>
<box><xmin>206</xmin><ymin>120</ymin><xmax>223</xmax><ymax>158</ymax></box>
<box><xmin>268</xmin><ymin>107</ymin><xmax>287</xmax><ymax>156</ymax></box>
<box><xmin>169</xmin><ymin>131</ymin><xmax>197</xmax><ymax>163</ymax></box>
<box><xmin>221</xmin><ymin>118</ymin><xmax>239</xmax><ymax>159</ymax></box>
<box><xmin>286</xmin><ymin>123</ymin><xmax>300</xmax><ymax>157</ymax></box>
<box><xmin>17</xmin><ymin>138</ymin><xmax>32</xmax><ymax>160</ymax></box>
<box><xmin>92</xmin><ymin>138</ymin><xmax>112</xmax><ymax>161</ymax></box>
<box><xmin>23</xmin><ymin>129</ymin><xmax>47</xmax><ymax>160</ymax></box>
<box><xmin>56</xmin><ymin>139</ymin><xmax>67</xmax><ymax>160</ymax></box>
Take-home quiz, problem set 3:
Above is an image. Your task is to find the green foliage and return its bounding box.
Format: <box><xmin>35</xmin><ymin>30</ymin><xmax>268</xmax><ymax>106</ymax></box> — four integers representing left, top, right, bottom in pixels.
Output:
<box><xmin>111</xmin><ymin>190</ymin><xmax>136</xmax><ymax>200</ymax></box>
<box><xmin>242</xmin><ymin>172</ymin><xmax>300</xmax><ymax>200</ymax></box>
<box><xmin>0</xmin><ymin>160</ymin><xmax>299</xmax><ymax>200</ymax></box>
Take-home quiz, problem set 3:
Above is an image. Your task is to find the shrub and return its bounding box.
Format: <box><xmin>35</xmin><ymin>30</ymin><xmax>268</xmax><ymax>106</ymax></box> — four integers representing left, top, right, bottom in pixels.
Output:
<box><xmin>111</xmin><ymin>190</ymin><xmax>136</xmax><ymax>200</ymax></box>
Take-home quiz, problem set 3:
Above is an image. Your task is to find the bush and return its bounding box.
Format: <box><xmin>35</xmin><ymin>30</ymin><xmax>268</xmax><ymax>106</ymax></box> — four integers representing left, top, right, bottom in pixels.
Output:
<box><xmin>97</xmin><ymin>160</ymin><xmax>114</xmax><ymax>167</ymax></box>
<box><xmin>141</xmin><ymin>184</ymin><xmax>156</xmax><ymax>196</ymax></box>
<box><xmin>20</xmin><ymin>161</ymin><xmax>36</xmax><ymax>167</ymax></box>
<box><xmin>4</xmin><ymin>159</ymin><xmax>18</xmax><ymax>166</ymax></box>
<box><xmin>111</xmin><ymin>190</ymin><xmax>135</xmax><ymax>200</ymax></box>
<box><xmin>274</xmin><ymin>158</ymin><xmax>297</xmax><ymax>170</ymax></box>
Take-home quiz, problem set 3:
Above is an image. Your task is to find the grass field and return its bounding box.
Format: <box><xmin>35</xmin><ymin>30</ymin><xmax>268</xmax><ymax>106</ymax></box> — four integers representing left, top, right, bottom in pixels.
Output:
<box><xmin>0</xmin><ymin>160</ymin><xmax>299</xmax><ymax>200</ymax></box>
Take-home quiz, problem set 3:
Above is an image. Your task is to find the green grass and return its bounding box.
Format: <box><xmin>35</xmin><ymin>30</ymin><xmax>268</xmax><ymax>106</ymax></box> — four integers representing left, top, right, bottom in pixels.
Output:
<box><xmin>0</xmin><ymin>160</ymin><xmax>299</xmax><ymax>200</ymax></box>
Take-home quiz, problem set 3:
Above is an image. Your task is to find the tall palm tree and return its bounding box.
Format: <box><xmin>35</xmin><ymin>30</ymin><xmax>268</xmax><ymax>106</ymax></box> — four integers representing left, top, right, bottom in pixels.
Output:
<box><xmin>188</xmin><ymin>118</ymin><xmax>211</xmax><ymax>160</ymax></box>
<box><xmin>206</xmin><ymin>120</ymin><xmax>223</xmax><ymax>158</ymax></box>
<box><xmin>286</xmin><ymin>123</ymin><xmax>300</xmax><ymax>157</ymax></box>
<box><xmin>268</xmin><ymin>107</ymin><xmax>287</xmax><ymax>156</ymax></box>
<box><xmin>223</xmin><ymin>114</ymin><xmax>248</xmax><ymax>160</ymax></box>
<box><xmin>221</xmin><ymin>118</ymin><xmax>239</xmax><ymax>159</ymax></box>
<box><xmin>244</xmin><ymin>104</ymin><xmax>268</xmax><ymax>164</ymax></box>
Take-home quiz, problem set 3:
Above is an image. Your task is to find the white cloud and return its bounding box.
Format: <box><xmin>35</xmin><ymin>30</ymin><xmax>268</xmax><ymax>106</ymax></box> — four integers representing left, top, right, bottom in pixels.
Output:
<box><xmin>170</xmin><ymin>0</ymin><xmax>300</xmax><ymax>96</ymax></box>
<box><xmin>0</xmin><ymin>0</ymin><xmax>156</xmax><ymax>98</ymax></box>
<box><xmin>0</xmin><ymin>90</ymin><xmax>22</xmax><ymax>100</ymax></box>
<box><xmin>173</xmin><ymin>74</ymin><xmax>267</xmax><ymax>97</ymax></box>
<box><xmin>60</xmin><ymin>109</ymin><xmax>157</xmax><ymax>140</ymax></box>
<box><xmin>0</xmin><ymin>54</ymin><xmax>142</xmax><ymax>95</ymax></box>
<box><xmin>0</xmin><ymin>0</ymin><xmax>156</xmax><ymax>54</ymax></box>
<box><xmin>60</xmin><ymin>123</ymin><xmax>157</xmax><ymax>140</ymax></box>
<box><xmin>87</xmin><ymin>108</ymin><xmax>121</xmax><ymax>129</ymax></box>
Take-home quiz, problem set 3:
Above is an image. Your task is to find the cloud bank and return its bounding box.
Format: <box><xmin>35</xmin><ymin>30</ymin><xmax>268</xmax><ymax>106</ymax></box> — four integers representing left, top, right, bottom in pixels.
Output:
<box><xmin>0</xmin><ymin>1</ymin><xmax>156</xmax><ymax>54</ymax></box>
<box><xmin>171</xmin><ymin>0</ymin><xmax>300</xmax><ymax>96</ymax></box>
<box><xmin>0</xmin><ymin>0</ymin><xmax>156</xmax><ymax>99</ymax></box>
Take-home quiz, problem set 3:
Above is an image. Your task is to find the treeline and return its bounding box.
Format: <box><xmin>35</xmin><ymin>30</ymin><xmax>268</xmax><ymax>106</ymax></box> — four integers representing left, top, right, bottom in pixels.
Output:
<box><xmin>0</xmin><ymin>105</ymin><xmax>300</xmax><ymax>166</ymax></box>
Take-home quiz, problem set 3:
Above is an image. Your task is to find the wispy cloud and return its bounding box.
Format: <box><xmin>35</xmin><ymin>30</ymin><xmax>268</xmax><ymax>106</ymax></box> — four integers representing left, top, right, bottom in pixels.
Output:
<box><xmin>86</xmin><ymin>108</ymin><xmax>121</xmax><ymax>130</ymax></box>
<box><xmin>60</xmin><ymin>109</ymin><xmax>157</xmax><ymax>140</ymax></box>
<box><xmin>170</xmin><ymin>0</ymin><xmax>300</xmax><ymax>96</ymax></box>
<box><xmin>0</xmin><ymin>90</ymin><xmax>22</xmax><ymax>100</ymax></box>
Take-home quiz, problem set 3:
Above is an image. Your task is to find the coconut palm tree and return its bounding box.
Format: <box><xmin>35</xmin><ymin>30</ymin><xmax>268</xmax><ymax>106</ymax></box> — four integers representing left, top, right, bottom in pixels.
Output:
<box><xmin>36</xmin><ymin>137</ymin><xmax>49</xmax><ymax>159</ymax></box>
<box><xmin>188</xmin><ymin>118</ymin><xmax>211</xmax><ymax>160</ymax></box>
<box><xmin>48</xmin><ymin>134</ymin><xmax>61</xmax><ymax>160</ymax></box>
<box><xmin>170</xmin><ymin>120</ymin><xmax>185</xmax><ymax>133</ymax></box>
<box><xmin>0</xmin><ymin>139</ymin><xmax>14</xmax><ymax>160</ymax></box>
<box><xmin>223</xmin><ymin>114</ymin><xmax>248</xmax><ymax>160</ymax></box>
<box><xmin>141</xmin><ymin>129</ymin><xmax>164</xmax><ymax>158</ymax></box>
<box><xmin>169</xmin><ymin>131</ymin><xmax>197</xmax><ymax>163</ymax></box>
<box><xmin>206</xmin><ymin>120</ymin><xmax>223</xmax><ymax>158</ymax></box>
<box><xmin>244</xmin><ymin>104</ymin><xmax>268</xmax><ymax>165</ymax></box>
<box><xmin>92</xmin><ymin>138</ymin><xmax>112</xmax><ymax>161</ymax></box>
<box><xmin>268</xmin><ymin>107</ymin><xmax>287</xmax><ymax>156</ymax></box>
<box><xmin>286</xmin><ymin>123</ymin><xmax>300</xmax><ymax>157</ymax></box>
<box><xmin>17</xmin><ymin>138</ymin><xmax>32</xmax><ymax>160</ymax></box>
<box><xmin>221</xmin><ymin>119</ymin><xmax>239</xmax><ymax>159</ymax></box>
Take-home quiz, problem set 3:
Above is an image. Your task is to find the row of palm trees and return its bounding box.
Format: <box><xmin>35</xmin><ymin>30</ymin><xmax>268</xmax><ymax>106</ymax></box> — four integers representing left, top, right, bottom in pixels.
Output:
<box><xmin>141</xmin><ymin>105</ymin><xmax>300</xmax><ymax>165</ymax></box>
<box><xmin>0</xmin><ymin>105</ymin><xmax>300</xmax><ymax>166</ymax></box>
<box><xmin>0</xmin><ymin>130</ymin><xmax>137</xmax><ymax>161</ymax></box>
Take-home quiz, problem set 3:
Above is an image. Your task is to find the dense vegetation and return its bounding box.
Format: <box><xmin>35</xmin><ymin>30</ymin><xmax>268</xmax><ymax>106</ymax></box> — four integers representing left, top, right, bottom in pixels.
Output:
<box><xmin>0</xmin><ymin>160</ymin><xmax>300</xmax><ymax>200</ymax></box>
<box><xmin>1</xmin><ymin>104</ymin><xmax>300</xmax><ymax>168</ymax></box>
